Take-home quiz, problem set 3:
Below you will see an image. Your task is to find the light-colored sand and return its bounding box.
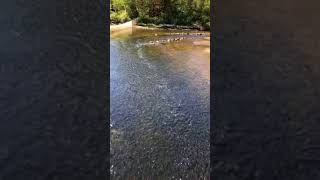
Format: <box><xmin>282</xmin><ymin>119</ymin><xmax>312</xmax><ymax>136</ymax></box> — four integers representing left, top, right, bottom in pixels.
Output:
<box><xmin>110</xmin><ymin>20</ymin><xmax>134</xmax><ymax>32</ymax></box>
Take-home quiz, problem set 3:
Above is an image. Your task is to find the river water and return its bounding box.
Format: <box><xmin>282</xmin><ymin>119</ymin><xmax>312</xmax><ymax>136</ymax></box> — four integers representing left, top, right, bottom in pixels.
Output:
<box><xmin>110</xmin><ymin>27</ymin><xmax>210</xmax><ymax>179</ymax></box>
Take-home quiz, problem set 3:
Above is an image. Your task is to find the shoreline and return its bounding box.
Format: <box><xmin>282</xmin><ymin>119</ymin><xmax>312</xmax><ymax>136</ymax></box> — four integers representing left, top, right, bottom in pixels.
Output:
<box><xmin>111</xmin><ymin>21</ymin><xmax>210</xmax><ymax>48</ymax></box>
<box><xmin>110</xmin><ymin>20</ymin><xmax>134</xmax><ymax>32</ymax></box>
<box><xmin>110</xmin><ymin>20</ymin><xmax>210</xmax><ymax>33</ymax></box>
<box><xmin>137</xmin><ymin>23</ymin><xmax>209</xmax><ymax>31</ymax></box>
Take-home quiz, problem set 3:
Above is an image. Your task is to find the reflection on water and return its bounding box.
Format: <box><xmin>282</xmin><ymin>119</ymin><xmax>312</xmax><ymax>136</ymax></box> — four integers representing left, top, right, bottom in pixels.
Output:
<box><xmin>110</xmin><ymin>27</ymin><xmax>210</xmax><ymax>179</ymax></box>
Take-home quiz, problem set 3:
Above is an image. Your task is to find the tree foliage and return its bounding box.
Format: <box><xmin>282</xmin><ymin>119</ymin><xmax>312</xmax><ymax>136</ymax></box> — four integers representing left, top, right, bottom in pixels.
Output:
<box><xmin>110</xmin><ymin>0</ymin><xmax>210</xmax><ymax>30</ymax></box>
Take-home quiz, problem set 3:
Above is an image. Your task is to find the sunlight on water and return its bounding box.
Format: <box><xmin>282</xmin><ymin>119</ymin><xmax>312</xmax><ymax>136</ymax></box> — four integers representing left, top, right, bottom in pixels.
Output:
<box><xmin>110</xmin><ymin>27</ymin><xmax>210</xmax><ymax>179</ymax></box>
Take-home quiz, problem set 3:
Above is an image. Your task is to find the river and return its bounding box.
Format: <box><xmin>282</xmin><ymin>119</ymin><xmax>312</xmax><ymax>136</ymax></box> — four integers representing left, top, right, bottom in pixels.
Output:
<box><xmin>110</xmin><ymin>26</ymin><xmax>210</xmax><ymax>179</ymax></box>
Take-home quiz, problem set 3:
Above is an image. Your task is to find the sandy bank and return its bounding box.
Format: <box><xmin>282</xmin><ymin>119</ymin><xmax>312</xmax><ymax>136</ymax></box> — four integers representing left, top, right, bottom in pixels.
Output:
<box><xmin>110</xmin><ymin>20</ymin><xmax>134</xmax><ymax>32</ymax></box>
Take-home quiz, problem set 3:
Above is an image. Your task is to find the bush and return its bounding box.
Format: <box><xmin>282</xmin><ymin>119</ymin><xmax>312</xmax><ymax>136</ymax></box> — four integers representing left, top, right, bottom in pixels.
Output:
<box><xmin>127</xmin><ymin>0</ymin><xmax>138</xmax><ymax>18</ymax></box>
<box><xmin>201</xmin><ymin>15</ymin><xmax>210</xmax><ymax>30</ymax></box>
<box><xmin>137</xmin><ymin>14</ymin><xmax>163</xmax><ymax>25</ymax></box>
<box><xmin>110</xmin><ymin>0</ymin><xmax>210</xmax><ymax>30</ymax></box>
<box><xmin>110</xmin><ymin>10</ymin><xmax>130</xmax><ymax>24</ymax></box>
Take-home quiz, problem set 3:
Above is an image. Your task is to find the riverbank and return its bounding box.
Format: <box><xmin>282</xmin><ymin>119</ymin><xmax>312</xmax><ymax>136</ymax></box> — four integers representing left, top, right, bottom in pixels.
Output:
<box><xmin>137</xmin><ymin>23</ymin><xmax>209</xmax><ymax>31</ymax></box>
<box><xmin>110</xmin><ymin>20</ymin><xmax>135</xmax><ymax>33</ymax></box>
<box><xmin>111</xmin><ymin>20</ymin><xmax>210</xmax><ymax>51</ymax></box>
<box><xmin>110</xmin><ymin>20</ymin><xmax>210</xmax><ymax>32</ymax></box>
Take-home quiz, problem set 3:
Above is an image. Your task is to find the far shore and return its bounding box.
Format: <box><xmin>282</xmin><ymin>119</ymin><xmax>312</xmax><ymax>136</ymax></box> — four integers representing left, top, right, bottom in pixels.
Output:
<box><xmin>111</xmin><ymin>21</ymin><xmax>210</xmax><ymax>48</ymax></box>
<box><xmin>111</xmin><ymin>20</ymin><xmax>210</xmax><ymax>33</ymax></box>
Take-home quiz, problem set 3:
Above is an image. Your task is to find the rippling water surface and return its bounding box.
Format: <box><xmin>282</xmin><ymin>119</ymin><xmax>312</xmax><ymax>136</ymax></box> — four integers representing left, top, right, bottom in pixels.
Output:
<box><xmin>110</xmin><ymin>27</ymin><xmax>210</xmax><ymax>179</ymax></box>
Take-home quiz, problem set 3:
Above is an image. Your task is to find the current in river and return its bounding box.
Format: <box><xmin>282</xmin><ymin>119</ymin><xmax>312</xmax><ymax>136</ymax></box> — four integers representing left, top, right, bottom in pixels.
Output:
<box><xmin>110</xmin><ymin>26</ymin><xmax>210</xmax><ymax>179</ymax></box>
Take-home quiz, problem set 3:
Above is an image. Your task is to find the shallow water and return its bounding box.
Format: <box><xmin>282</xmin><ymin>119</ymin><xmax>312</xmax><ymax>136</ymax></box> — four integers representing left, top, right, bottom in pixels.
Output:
<box><xmin>110</xmin><ymin>27</ymin><xmax>210</xmax><ymax>179</ymax></box>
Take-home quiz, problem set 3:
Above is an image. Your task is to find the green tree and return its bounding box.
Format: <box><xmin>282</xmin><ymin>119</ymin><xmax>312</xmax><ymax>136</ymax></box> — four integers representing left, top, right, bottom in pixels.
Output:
<box><xmin>110</xmin><ymin>0</ymin><xmax>210</xmax><ymax>29</ymax></box>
